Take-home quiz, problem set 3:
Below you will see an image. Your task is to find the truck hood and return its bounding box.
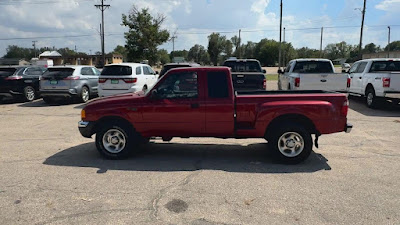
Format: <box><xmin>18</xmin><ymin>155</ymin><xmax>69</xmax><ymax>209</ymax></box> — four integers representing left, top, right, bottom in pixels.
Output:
<box><xmin>84</xmin><ymin>92</ymin><xmax>146</xmax><ymax>111</ymax></box>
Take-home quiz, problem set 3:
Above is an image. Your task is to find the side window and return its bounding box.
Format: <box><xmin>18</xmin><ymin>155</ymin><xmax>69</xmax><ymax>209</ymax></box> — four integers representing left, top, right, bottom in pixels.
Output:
<box><xmin>349</xmin><ymin>63</ymin><xmax>359</xmax><ymax>73</ymax></box>
<box><xmin>284</xmin><ymin>62</ymin><xmax>292</xmax><ymax>73</ymax></box>
<box><xmin>136</xmin><ymin>66</ymin><xmax>142</xmax><ymax>75</ymax></box>
<box><xmin>156</xmin><ymin>72</ymin><xmax>198</xmax><ymax>99</ymax></box>
<box><xmin>147</xmin><ymin>66</ymin><xmax>155</xmax><ymax>75</ymax></box>
<box><xmin>25</xmin><ymin>67</ymin><xmax>44</xmax><ymax>75</ymax></box>
<box><xmin>92</xmin><ymin>68</ymin><xmax>101</xmax><ymax>76</ymax></box>
<box><xmin>356</xmin><ymin>62</ymin><xmax>367</xmax><ymax>73</ymax></box>
<box><xmin>207</xmin><ymin>71</ymin><xmax>229</xmax><ymax>98</ymax></box>
<box><xmin>81</xmin><ymin>67</ymin><xmax>94</xmax><ymax>75</ymax></box>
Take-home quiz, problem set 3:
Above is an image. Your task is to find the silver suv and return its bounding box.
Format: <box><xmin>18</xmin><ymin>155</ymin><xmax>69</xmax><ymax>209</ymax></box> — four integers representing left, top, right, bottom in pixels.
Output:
<box><xmin>40</xmin><ymin>66</ymin><xmax>100</xmax><ymax>103</ymax></box>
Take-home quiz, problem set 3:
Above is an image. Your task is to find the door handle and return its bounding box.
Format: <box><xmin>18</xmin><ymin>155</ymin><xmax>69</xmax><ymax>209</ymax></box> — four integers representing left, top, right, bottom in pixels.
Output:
<box><xmin>358</xmin><ymin>77</ymin><xmax>362</xmax><ymax>79</ymax></box>
<box><xmin>320</xmin><ymin>79</ymin><xmax>327</xmax><ymax>82</ymax></box>
<box><xmin>191</xmin><ymin>103</ymin><xmax>199</xmax><ymax>108</ymax></box>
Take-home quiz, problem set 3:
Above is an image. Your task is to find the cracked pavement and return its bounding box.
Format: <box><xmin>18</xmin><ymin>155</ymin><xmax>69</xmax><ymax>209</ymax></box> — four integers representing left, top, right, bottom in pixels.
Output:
<box><xmin>0</xmin><ymin>82</ymin><xmax>399</xmax><ymax>225</ymax></box>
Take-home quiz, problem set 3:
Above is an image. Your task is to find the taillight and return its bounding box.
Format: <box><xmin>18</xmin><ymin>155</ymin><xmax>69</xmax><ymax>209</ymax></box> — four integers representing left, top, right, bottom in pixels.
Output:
<box><xmin>64</xmin><ymin>76</ymin><xmax>80</xmax><ymax>80</ymax></box>
<box><xmin>341</xmin><ymin>99</ymin><xmax>349</xmax><ymax>116</ymax></box>
<box><xmin>99</xmin><ymin>78</ymin><xmax>107</xmax><ymax>83</ymax></box>
<box><xmin>383</xmin><ymin>77</ymin><xmax>390</xmax><ymax>87</ymax></box>
<box><xmin>347</xmin><ymin>77</ymin><xmax>351</xmax><ymax>88</ymax></box>
<box><xmin>5</xmin><ymin>76</ymin><xmax>23</xmax><ymax>80</ymax></box>
<box><xmin>263</xmin><ymin>78</ymin><xmax>267</xmax><ymax>89</ymax></box>
<box><xmin>295</xmin><ymin>77</ymin><xmax>300</xmax><ymax>87</ymax></box>
<box><xmin>123</xmin><ymin>78</ymin><xmax>137</xmax><ymax>83</ymax></box>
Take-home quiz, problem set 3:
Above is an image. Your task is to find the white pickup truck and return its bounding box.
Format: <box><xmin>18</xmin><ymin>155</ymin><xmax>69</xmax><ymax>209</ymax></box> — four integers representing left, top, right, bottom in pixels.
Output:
<box><xmin>278</xmin><ymin>59</ymin><xmax>350</xmax><ymax>92</ymax></box>
<box><xmin>348</xmin><ymin>58</ymin><xmax>400</xmax><ymax>108</ymax></box>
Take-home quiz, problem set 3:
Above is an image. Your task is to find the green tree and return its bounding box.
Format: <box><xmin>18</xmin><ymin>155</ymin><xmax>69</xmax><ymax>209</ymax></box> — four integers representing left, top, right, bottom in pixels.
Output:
<box><xmin>4</xmin><ymin>45</ymin><xmax>34</xmax><ymax>59</ymax></box>
<box><xmin>112</xmin><ymin>45</ymin><xmax>127</xmax><ymax>60</ymax></box>
<box><xmin>122</xmin><ymin>6</ymin><xmax>170</xmax><ymax>65</ymax></box>
<box><xmin>363</xmin><ymin>43</ymin><xmax>381</xmax><ymax>53</ymax></box>
<box><xmin>296</xmin><ymin>47</ymin><xmax>320</xmax><ymax>59</ymax></box>
<box><xmin>170</xmin><ymin>50</ymin><xmax>188</xmax><ymax>61</ymax></box>
<box><xmin>385</xmin><ymin>41</ymin><xmax>400</xmax><ymax>51</ymax></box>
<box><xmin>158</xmin><ymin>49</ymin><xmax>170</xmax><ymax>64</ymax></box>
<box><xmin>224</xmin><ymin>40</ymin><xmax>233</xmax><ymax>59</ymax></box>
<box><xmin>207</xmin><ymin>33</ymin><xmax>227</xmax><ymax>65</ymax></box>
<box><xmin>255</xmin><ymin>39</ymin><xmax>279</xmax><ymax>66</ymax></box>
<box><xmin>231</xmin><ymin>35</ymin><xmax>240</xmax><ymax>57</ymax></box>
<box><xmin>187</xmin><ymin>44</ymin><xmax>209</xmax><ymax>64</ymax></box>
<box><xmin>242</xmin><ymin>41</ymin><xmax>256</xmax><ymax>59</ymax></box>
<box><xmin>324</xmin><ymin>41</ymin><xmax>352</xmax><ymax>60</ymax></box>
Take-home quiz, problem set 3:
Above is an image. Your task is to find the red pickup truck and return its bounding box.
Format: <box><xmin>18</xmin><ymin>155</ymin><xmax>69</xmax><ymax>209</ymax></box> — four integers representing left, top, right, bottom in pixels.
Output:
<box><xmin>79</xmin><ymin>67</ymin><xmax>352</xmax><ymax>164</ymax></box>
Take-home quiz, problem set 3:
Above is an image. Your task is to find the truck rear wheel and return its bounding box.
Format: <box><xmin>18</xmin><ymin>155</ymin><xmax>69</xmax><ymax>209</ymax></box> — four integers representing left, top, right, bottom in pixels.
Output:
<box><xmin>95</xmin><ymin>123</ymin><xmax>139</xmax><ymax>159</ymax></box>
<box><xmin>268</xmin><ymin>123</ymin><xmax>312</xmax><ymax>164</ymax></box>
<box><xmin>366</xmin><ymin>88</ymin><xmax>378</xmax><ymax>108</ymax></box>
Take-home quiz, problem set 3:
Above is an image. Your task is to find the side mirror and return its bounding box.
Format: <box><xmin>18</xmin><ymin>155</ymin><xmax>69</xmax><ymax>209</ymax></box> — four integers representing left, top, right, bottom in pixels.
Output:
<box><xmin>262</xmin><ymin>69</ymin><xmax>266</xmax><ymax>74</ymax></box>
<box><xmin>277</xmin><ymin>69</ymin><xmax>283</xmax><ymax>74</ymax></box>
<box><xmin>150</xmin><ymin>89</ymin><xmax>158</xmax><ymax>99</ymax></box>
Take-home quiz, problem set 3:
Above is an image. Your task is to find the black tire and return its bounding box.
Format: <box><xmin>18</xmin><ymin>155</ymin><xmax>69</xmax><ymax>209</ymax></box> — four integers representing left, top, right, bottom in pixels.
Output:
<box><xmin>79</xmin><ymin>86</ymin><xmax>90</xmax><ymax>103</ymax></box>
<box><xmin>267</xmin><ymin>123</ymin><xmax>312</xmax><ymax>164</ymax></box>
<box><xmin>23</xmin><ymin>86</ymin><xmax>36</xmax><ymax>102</ymax></box>
<box><xmin>288</xmin><ymin>84</ymin><xmax>291</xmax><ymax>90</ymax></box>
<box><xmin>365</xmin><ymin>88</ymin><xmax>378</xmax><ymax>108</ymax></box>
<box><xmin>95</xmin><ymin>123</ymin><xmax>139</xmax><ymax>159</ymax></box>
<box><xmin>42</xmin><ymin>97</ymin><xmax>54</xmax><ymax>104</ymax></box>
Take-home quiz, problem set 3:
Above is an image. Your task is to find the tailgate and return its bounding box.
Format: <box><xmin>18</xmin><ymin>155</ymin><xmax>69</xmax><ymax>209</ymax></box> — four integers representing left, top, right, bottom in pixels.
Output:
<box><xmin>299</xmin><ymin>73</ymin><xmax>348</xmax><ymax>92</ymax></box>
<box><xmin>232</xmin><ymin>73</ymin><xmax>265</xmax><ymax>90</ymax></box>
<box><xmin>40</xmin><ymin>68</ymin><xmax>74</xmax><ymax>90</ymax></box>
<box><xmin>99</xmin><ymin>76</ymin><xmax>133</xmax><ymax>91</ymax></box>
<box><xmin>388</xmin><ymin>73</ymin><xmax>400</xmax><ymax>91</ymax></box>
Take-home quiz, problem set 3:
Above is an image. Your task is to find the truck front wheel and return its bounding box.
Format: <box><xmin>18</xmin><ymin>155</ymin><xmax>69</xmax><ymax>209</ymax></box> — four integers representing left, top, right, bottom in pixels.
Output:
<box><xmin>95</xmin><ymin>123</ymin><xmax>138</xmax><ymax>159</ymax></box>
<box><xmin>268</xmin><ymin>123</ymin><xmax>312</xmax><ymax>164</ymax></box>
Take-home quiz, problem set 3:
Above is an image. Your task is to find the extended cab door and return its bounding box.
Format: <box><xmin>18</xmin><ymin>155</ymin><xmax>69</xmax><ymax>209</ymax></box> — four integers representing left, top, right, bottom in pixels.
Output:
<box><xmin>204</xmin><ymin>70</ymin><xmax>235</xmax><ymax>136</ymax></box>
<box><xmin>141</xmin><ymin>70</ymin><xmax>205</xmax><ymax>137</ymax></box>
<box><xmin>349</xmin><ymin>62</ymin><xmax>367</xmax><ymax>94</ymax></box>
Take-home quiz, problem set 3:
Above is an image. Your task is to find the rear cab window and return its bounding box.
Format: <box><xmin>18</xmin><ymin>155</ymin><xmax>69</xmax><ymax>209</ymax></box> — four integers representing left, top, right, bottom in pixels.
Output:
<box><xmin>292</xmin><ymin>61</ymin><xmax>333</xmax><ymax>73</ymax></box>
<box><xmin>223</xmin><ymin>61</ymin><xmax>262</xmax><ymax>72</ymax></box>
<box><xmin>369</xmin><ymin>61</ymin><xmax>400</xmax><ymax>72</ymax></box>
<box><xmin>207</xmin><ymin>71</ymin><xmax>229</xmax><ymax>98</ymax></box>
<box><xmin>101</xmin><ymin>66</ymin><xmax>132</xmax><ymax>76</ymax></box>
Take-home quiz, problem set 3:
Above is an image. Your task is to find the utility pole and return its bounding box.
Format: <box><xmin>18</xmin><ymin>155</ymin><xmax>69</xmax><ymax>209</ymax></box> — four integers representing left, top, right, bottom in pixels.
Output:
<box><xmin>238</xmin><ymin>29</ymin><xmax>241</xmax><ymax>58</ymax></box>
<box><xmin>95</xmin><ymin>0</ymin><xmax>110</xmax><ymax>67</ymax></box>
<box><xmin>282</xmin><ymin>27</ymin><xmax>286</xmax><ymax>66</ymax></box>
<box><xmin>320</xmin><ymin>27</ymin><xmax>324</xmax><ymax>58</ymax></box>
<box><xmin>358</xmin><ymin>0</ymin><xmax>366</xmax><ymax>59</ymax></box>
<box><xmin>388</xmin><ymin>26</ymin><xmax>391</xmax><ymax>58</ymax></box>
<box><xmin>32</xmin><ymin>41</ymin><xmax>37</xmax><ymax>58</ymax></box>
<box><xmin>278</xmin><ymin>0</ymin><xmax>283</xmax><ymax>70</ymax></box>
<box><xmin>170</xmin><ymin>35</ymin><xmax>177</xmax><ymax>60</ymax></box>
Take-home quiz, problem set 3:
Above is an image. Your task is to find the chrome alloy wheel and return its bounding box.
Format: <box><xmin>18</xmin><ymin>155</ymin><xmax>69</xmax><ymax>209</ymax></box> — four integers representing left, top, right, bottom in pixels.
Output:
<box><xmin>25</xmin><ymin>87</ymin><xmax>35</xmax><ymax>101</ymax></box>
<box><xmin>82</xmin><ymin>87</ymin><xmax>89</xmax><ymax>102</ymax></box>
<box><xmin>102</xmin><ymin>129</ymin><xmax>126</xmax><ymax>153</ymax></box>
<box><xmin>277</xmin><ymin>132</ymin><xmax>304</xmax><ymax>158</ymax></box>
<box><xmin>367</xmin><ymin>92</ymin><xmax>374</xmax><ymax>106</ymax></box>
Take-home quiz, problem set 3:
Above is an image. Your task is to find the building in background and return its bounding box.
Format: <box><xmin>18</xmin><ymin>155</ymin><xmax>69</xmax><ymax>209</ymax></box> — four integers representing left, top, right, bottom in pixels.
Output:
<box><xmin>38</xmin><ymin>51</ymin><xmax>123</xmax><ymax>67</ymax></box>
<box><xmin>363</xmin><ymin>51</ymin><xmax>400</xmax><ymax>59</ymax></box>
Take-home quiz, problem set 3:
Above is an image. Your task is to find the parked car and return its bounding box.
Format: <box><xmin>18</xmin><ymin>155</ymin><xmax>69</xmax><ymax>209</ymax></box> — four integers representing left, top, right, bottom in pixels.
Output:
<box><xmin>223</xmin><ymin>59</ymin><xmax>266</xmax><ymax>90</ymax></box>
<box><xmin>159</xmin><ymin>62</ymin><xmax>200</xmax><ymax>79</ymax></box>
<box><xmin>0</xmin><ymin>66</ymin><xmax>46</xmax><ymax>102</ymax></box>
<box><xmin>348</xmin><ymin>58</ymin><xmax>400</xmax><ymax>108</ymax></box>
<box><xmin>98</xmin><ymin>63</ymin><xmax>158</xmax><ymax>97</ymax></box>
<box><xmin>278</xmin><ymin>59</ymin><xmax>350</xmax><ymax>92</ymax></box>
<box><xmin>78</xmin><ymin>66</ymin><xmax>352</xmax><ymax>164</ymax></box>
<box><xmin>40</xmin><ymin>65</ymin><xmax>101</xmax><ymax>103</ymax></box>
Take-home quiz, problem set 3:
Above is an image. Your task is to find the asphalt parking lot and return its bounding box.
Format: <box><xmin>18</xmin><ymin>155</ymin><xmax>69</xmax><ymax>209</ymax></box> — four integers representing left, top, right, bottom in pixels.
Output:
<box><xmin>0</xmin><ymin>81</ymin><xmax>399</xmax><ymax>225</ymax></box>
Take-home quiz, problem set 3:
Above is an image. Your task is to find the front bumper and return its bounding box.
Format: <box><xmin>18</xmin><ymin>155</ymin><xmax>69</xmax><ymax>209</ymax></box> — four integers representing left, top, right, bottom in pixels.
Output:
<box><xmin>78</xmin><ymin>121</ymin><xmax>96</xmax><ymax>138</ymax></box>
<box><xmin>345</xmin><ymin>123</ymin><xmax>353</xmax><ymax>133</ymax></box>
<box><xmin>40</xmin><ymin>89</ymin><xmax>78</xmax><ymax>97</ymax></box>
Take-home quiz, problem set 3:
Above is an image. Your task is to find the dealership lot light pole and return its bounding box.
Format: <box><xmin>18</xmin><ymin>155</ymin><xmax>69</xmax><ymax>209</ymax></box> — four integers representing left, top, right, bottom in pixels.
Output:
<box><xmin>95</xmin><ymin>0</ymin><xmax>110</xmax><ymax>67</ymax></box>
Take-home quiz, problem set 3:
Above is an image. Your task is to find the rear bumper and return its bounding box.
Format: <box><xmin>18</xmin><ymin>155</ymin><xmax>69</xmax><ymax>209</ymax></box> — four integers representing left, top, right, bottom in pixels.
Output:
<box><xmin>345</xmin><ymin>123</ymin><xmax>353</xmax><ymax>133</ymax></box>
<box><xmin>98</xmin><ymin>87</ymin><xmax>138</xmax><ymax>97</ymax></box>
<box><xmin>78</xmin><ymin>121</ymin><xmax>96</xmax><ymax>138</ymax></box>
<box><xmin>384</xmin><ymin>92</ymin><xmax>400</xmax><ymax>100</ymax></box>
<box><xmin>40</xmin><ymin>89</ymin><xmax>78</xmax><ymax>97</ymax></box>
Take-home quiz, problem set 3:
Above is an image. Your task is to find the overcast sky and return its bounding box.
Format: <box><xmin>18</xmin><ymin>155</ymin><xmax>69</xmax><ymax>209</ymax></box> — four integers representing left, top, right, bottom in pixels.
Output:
<box><xmin>0</xmin><ymin>0</ymin><xmax>399</xmax><ymax>57</ymax></box>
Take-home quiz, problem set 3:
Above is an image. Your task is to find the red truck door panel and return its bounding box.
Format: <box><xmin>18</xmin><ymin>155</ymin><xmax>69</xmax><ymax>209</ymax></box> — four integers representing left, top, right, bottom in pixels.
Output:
<box><xmin>204</xmin><ymin>70</ymin><xmax>235</xmax><ymax>136</ymax></box>
<box><xmin>140</xmin><ymin>71</ymin><xmax>205</xmax><ymax>136</ymax></box>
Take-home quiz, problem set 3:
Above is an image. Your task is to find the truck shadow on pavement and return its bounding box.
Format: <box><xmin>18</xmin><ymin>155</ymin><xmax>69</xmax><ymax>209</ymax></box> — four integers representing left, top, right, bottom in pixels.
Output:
<box><xmin>18</xmin><ymin>99</ymin><xmax>84</xmax><ymax>107</ymax></box>
<box><xmin>43</xmin><ymin>142</ymin><xmax>332</xmax><ymax>174</ymax></box>
<box><xmin>349</xmin><ymin>96</ymin><xmax>400</xmax><ymax>117</ymax></box>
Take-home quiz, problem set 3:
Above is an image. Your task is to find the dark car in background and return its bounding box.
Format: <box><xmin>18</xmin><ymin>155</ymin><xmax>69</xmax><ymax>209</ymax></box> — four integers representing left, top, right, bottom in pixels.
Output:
<box><xmin>223</xmin><ymin>59</ymin><xmax>266</xmax><ymax>91</ymax></box>
<box><xmin>0</xmin><ymin>66</ymin><xmax>46</xmax><ymax>102</ymax></box>
<box><xmin>159</xmin><ymin>62</ymin><xmax>200</xmax><ymax>79</ymax></box>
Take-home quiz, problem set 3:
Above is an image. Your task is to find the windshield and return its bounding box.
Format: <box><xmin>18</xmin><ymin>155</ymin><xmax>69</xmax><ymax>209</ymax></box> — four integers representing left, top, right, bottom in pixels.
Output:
<box><xmin>292</xmin><ymin>61</ymin><xmax>333</xmax><ymax>73</ymax></box>
<box><xmin>370</xmin><ymin>61</ymin><xmax>400</xmax><ymax>72</ymax></box>
<box><xmin>101</xmin><ymin>65</ymin><xmax>132</xmax><ymax>76</ymax></box>
<box><xmin>0</xmin><ymin>68</ymin><xmax>17</xmax><ymax>77</ymax></box>
<box><xmin>223</xmin><ymin>61</ymin><xmax>262</xmax><ymax>72</ymax></box>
